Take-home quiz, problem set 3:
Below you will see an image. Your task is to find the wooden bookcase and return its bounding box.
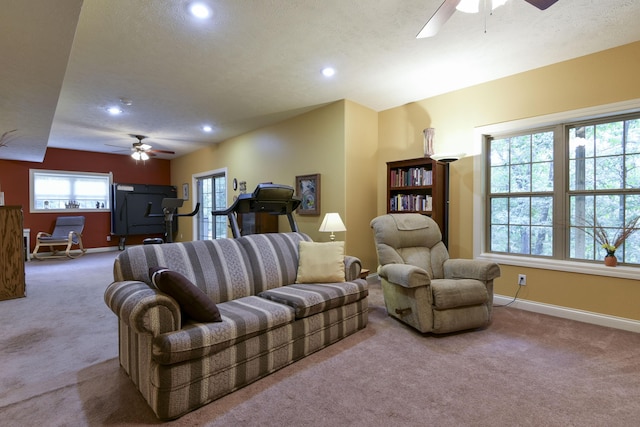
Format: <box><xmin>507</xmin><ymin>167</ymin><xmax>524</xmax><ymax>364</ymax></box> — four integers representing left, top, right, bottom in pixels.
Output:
<box><xmin>386</xmin><ymin>157</ymin><xmax>446</xmax><ymax>234</ymax></box>
<box><xmin>0</xmin><ymin>205</ymin><xmax>26</xmax><ymax>301</ymax></box>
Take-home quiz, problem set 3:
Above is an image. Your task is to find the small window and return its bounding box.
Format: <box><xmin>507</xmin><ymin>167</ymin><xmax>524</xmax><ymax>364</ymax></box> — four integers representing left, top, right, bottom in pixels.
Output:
<box><xmin>30</xmin><ymin>169</ymin><xmax>112</xmax><ymax>212</ymax></box>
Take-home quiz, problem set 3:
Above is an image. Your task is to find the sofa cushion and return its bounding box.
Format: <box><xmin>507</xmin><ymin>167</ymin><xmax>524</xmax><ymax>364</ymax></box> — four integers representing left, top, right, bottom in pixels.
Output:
<box><xmin>430</xmin><ymin>279</ymin><xmax>489</xmax><ymax>310</ymax></box>
<box><xmin>149</xmin><ymin>267</ymin><xmax>222</xmax><ymax>322</ymax></box>
<box><xmin>295</xmin><ymin>241</ymin><xmax>345</xmax><ymax>284</ymax></box>
<box><xmin>258</xmin><ymin>280</ymin><xmax>368</xmax><ymax>318</ymax></box>
<box><xmin>238</xmin><ymin>233</ymin><xmax>311</xmax><ymax>292</ymax></box>
<box><xmin>152</xmin><ymin>296</ymin><xmax>295</xmax><ymax>364</ymax></box>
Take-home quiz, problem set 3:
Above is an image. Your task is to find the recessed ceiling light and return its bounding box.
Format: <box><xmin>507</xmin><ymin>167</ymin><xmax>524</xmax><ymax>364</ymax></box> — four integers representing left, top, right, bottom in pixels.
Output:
<box><xmin>322</xmin><ymin>67</ymin><xmax>336</xmax><ymax>78</ymax></box>
<box><xmin>190</xmin><ymin>3</ymin><xmax>211</xmax><ymax>19</ymax></box>
<box><xmin>107</xmin><ymin>107</ymin><xmax>122</xmax><ymax>115</ymax></box>
<box><xmin>202</xmin><ymin>125</ymin><xmax>213</xmax><ymax>132</ymax></box>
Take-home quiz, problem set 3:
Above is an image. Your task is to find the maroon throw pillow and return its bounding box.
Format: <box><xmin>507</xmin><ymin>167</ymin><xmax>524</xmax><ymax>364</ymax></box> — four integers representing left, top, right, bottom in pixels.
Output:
<box><xmin>149</xmin><ymin>267</ymin><xmax>222</xmax><ymax>322</ymax></box>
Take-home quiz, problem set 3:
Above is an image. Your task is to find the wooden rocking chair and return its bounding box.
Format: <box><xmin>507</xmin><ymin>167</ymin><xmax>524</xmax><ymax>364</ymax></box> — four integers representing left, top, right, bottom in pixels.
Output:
<box><xmin>33</xmin><ymin>216</ymin><xmax>87</xmax><ymax>259</ymax></box>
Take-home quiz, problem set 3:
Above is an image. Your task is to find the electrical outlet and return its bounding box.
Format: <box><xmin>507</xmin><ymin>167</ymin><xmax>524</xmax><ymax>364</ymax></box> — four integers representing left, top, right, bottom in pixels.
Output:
<box><xmin>518</xmin><ymin>274</ymin><xmax>527</xmax><ymax>286</ymax></box>
<box><xmin>106</xmin><ymin>235</ymin><xmax>111</xmax><ymax>242</ymax></box>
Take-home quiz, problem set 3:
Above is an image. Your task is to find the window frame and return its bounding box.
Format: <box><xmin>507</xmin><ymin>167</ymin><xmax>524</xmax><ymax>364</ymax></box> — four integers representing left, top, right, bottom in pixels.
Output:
<box><xmin>29</xmin><ymin>169</ymin><xmax>112</xmax><ymax>213</ymax></box>
<box><xmin>473</xmin><ymin>98</ymin><xmax>640</xmax><ymax>280</ymax></box>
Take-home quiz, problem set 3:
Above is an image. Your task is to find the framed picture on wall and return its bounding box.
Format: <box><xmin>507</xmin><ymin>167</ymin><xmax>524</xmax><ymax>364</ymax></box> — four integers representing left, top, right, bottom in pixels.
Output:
<box><xmin>182</xmin><ymin>183</ymin><xmax>189</xmax><ymax>201</ymax></box>
<box><xmin>295</xmin><ymin>174</ymin><xmax>320</xmax><ymax>215</ymax></box>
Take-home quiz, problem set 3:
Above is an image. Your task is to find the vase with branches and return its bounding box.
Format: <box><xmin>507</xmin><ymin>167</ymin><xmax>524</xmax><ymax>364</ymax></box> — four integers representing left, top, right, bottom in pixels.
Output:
<box><xmin>590</xmin><ymin>216</ymin><xmax>640</xmax><ymax>266</ymax></box>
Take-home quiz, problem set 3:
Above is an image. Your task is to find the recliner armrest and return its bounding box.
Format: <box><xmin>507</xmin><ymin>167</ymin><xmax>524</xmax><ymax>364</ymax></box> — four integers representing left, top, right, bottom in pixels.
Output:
<box><xmin>378</xmin><ymin>263</ymin><xmax>430</xmax><ymax>288</ymax></box>
<box><xmin>443</xmin><ymin>259</ymin><xmax>501</xmax><ymax>281</ymax></box>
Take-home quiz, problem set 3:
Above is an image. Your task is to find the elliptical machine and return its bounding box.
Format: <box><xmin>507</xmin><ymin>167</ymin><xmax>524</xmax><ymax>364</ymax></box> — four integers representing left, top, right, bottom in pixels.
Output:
<box><xmin>144</xmin><ymin>198</ymin><xmax>200</xmax><ymax>243</ymax></box>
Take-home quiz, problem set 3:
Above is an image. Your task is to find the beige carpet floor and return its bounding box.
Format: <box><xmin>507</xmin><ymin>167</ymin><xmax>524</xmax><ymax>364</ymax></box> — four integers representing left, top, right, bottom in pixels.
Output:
<box><xmin>1</xmin><ymin>251</ymin><xmax>639</xmax><ymax>426</ymax></box>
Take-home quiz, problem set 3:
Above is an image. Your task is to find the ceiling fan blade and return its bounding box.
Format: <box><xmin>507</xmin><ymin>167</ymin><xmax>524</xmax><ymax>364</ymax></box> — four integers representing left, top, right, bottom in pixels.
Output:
<box><xmin>416</xmin><ymin>0</ymin><xmax>461</xmax><ymax>39</ymax></box>
<box><xmin>523</xmin><ymin>0</ymin><xmax>559</xmax><ymax>10</ymax></box>
<box><xmin>149</xmin><ymin>149</ymin><xmax>175</xmax><ymax>155</ymax></box>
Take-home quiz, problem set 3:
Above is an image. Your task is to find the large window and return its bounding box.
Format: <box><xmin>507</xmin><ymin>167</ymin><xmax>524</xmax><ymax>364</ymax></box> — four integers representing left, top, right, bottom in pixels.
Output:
<box><xmin>487</xmin><ymin>113</ymin><xmax>640</xmax><ymax>265</ymax></box>
<box><xmin>30</xmin><ymin>169</ymin><xmax>111</xmax><ymax>212</ymax></box>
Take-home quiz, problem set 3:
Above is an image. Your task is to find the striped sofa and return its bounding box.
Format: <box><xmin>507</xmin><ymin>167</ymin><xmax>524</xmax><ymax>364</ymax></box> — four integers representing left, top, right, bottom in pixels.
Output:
<box><xmin>104</xmin><ymin>232</ymin><xmax>368</xmax><ymax>420</ymax></box>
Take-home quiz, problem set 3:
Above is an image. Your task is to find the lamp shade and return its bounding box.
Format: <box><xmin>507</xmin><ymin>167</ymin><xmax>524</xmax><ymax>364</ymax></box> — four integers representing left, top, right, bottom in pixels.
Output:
<box><xmin>319</xmin><ymin>213</ymin><xmax>346</xmax><ymax>241</ymax></box>
<box><xmin>319</xmin><ymin>213</ymin><xmax>346</xmax><ymax>233</ymax></box>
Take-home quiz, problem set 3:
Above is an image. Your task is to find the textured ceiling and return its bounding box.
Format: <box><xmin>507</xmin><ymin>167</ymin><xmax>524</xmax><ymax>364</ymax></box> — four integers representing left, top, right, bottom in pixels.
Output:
<box><xmin>1</xmin><ymin>0</ymin><xmax>639</xmax><ymax>162</ymax></box>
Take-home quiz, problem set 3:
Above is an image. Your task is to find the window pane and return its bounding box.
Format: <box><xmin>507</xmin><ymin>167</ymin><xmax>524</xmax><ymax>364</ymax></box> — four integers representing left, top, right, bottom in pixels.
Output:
<box><xmin>532</xmin><ymin>132</ymin><xmax>554</xmax><ymax>162</ymax></box>
<box><xmin>490</xmin><ymin>225</ymin><xmax>508</xmax><ymax>252</ymax></box>
<box><xmin>626</xmin><ymin>119</ymin><xmax>640</xmax><ymax>154</ymax></box>
<box><xmin>626</xmin><ymin>153</ymin><xmax>640</xmax><ymax>188</ymax></box>
<box><xmin>490</xmin><ymin>139</ymin><xmax>509</xmax><ymax>166</ymax></box>
<box><xmin>532</xmin><ymin>162</ymin><xmax>553</xmax><ymax>192</ymax></box>
<box><xmin>509</xmin><ymin>197</ymin><xmax>530</xmax><ymax>226</ymax></box>
<box><xmin>569</xmin><ymin>126</ymin><xmax>594</xmax><ymax>158</ymax></box>
<box><xmin>531</xmin><ymin>197</ymin><xmax>553</xmax><ymax>225</ymax></box>
<box><xmin>491</xmin><ymin>198</ymin><xmax>508</xmax><ymax>224</ymax></box>
<box><xmin>509</xmin><ymin>225</ymin><xmax>530</xmax><ymax>254</ymax></box>
<box><xmin>490</xmin><ymin>166</ymin><xmax>509</xmax><ymax>193</ymax></box>
<box><xmin>510</xmin><ymin>164</ymin><xmax>530</xmax><ymax>192</ymax></box>
<box><xmin>510</xmin><ymin>135</ymin><xmax>531</xmax><ymax>164</ymax></box>
<box><xmin>569</xmin><ymin>157</ymin><xmax>595</xmax><ymax>191</ymax></box>
<box><xmin>531</xmin><ymin>226</ymin><xmax>552</xmax><ymax>256</ymax></box>
<box><xmin>595</xmin><ymin>155</ymin><xmax>623</xmax><ymax>190</ymax></box>
<box><xmin>595</xmin><ymin>121</ymin><xmax>624</xmax><ymax>157</ymax></box>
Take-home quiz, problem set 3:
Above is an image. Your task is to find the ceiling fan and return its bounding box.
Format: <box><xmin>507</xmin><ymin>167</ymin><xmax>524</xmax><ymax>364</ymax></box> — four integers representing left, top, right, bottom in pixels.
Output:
<box><xmin>416</xmin><ymin>0</ymin><xmax>559</xmax><ymax>38</ymax></box>
<box><xmin>109</xmin><ymin>134</ymin><xmax>176</xmax><ymax>161</ymax></box>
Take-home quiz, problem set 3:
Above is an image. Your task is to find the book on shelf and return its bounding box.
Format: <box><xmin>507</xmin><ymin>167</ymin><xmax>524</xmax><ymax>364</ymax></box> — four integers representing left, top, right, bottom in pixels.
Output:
<box><xmin>389</xmin><ymin>194</ymin><xmax>433</xmax><ymax>212</ymax></box>
<box><xmin>390</xmin><ymin>167</ymin><xmax>432</xmax><ymax>187</ymax></box>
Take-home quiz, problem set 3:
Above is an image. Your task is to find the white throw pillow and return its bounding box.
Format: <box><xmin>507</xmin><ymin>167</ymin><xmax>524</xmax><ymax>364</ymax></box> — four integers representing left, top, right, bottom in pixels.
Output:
<box><xmin>295</xmin><ymin>241</ymin><xmax>345</xmax><ymax>283</ymax></box>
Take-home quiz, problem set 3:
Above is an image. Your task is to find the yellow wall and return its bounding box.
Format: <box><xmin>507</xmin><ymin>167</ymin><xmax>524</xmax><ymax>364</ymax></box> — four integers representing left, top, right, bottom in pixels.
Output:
<box><xmin>172</xmin><ymin>100</ymin><xmax>380</xmax><ymax>269</ymax></box>
<box><xmin>344</xmin><ymin>100</ymin><xmax>379</xmax><ymax>270</ymax></box>
<box><xmin>378</xmin><ymin>41</ymin><xmax>640</xmax><ymax>321</ymax></box>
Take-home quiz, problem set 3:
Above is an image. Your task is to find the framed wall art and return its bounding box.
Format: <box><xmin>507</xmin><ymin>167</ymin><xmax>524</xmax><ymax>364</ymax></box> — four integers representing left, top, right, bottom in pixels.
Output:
<box><xmin>295</xmin><ymin>173</ymin><xmax>320</xmax><ymax>215</ymax></box>
<box><xmin>182</xmin><ymin>183</ymin><xmax>189</xmax><ymax>201</ymax></box>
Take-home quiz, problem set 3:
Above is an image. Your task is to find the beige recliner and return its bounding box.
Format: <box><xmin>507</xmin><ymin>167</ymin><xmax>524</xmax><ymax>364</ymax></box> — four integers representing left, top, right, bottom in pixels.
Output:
<box><xmin>370</xmin><ymin>214</ymin><xmax>500</xmax><ymax>334</ymax></box>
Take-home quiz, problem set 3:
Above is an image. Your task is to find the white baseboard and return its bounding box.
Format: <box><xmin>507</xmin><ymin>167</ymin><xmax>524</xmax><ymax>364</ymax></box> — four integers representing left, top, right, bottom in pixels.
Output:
<box><xmin>494</xmin><ymin>294</ymin><xmax>640</xmax><ymax>333</ymax></box>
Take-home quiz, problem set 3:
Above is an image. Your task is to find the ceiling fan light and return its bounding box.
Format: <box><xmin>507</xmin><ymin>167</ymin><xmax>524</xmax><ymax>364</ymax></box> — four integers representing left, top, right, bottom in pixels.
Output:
<box><xmin>139</xmin><ymin>143</ymin><xmax>151</xmax><ymax>150</ymax></box>
<box><xmin>131</xmin><ymin>151</ymin><xmax>141</xmax><ymax>161</ymax></box>
<box><xmin>140</xmin><ymin>151</ymin><xmax>149</xmax><ymax>161</ymax></box>
<box><xmin>456</xmin><ymin>0</ymin><xmax>479</xmax><ymax>14</ymax></box>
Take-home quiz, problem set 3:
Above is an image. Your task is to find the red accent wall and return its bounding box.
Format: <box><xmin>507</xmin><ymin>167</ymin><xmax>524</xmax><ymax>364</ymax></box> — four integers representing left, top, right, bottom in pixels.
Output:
<box><xmin>0</xmin><ymin>148</ymin><xmax>171</xmax><ymax>252</ymax></box>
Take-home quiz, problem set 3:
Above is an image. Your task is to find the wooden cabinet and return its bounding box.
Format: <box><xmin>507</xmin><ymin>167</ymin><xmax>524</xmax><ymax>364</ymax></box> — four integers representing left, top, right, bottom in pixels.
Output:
<box><xmin>387</xmin><ymin>157</ymin><xmax>446</xmax><ymax>235</ymax></box>
<box><xmin>237</xmin><ymin>212</ymin><xmax>278</xmax><ymax>236</ymax></box>
<box><xmin>0</xmin><ymin>206</ymin><xmax>26</xmax><ymax>301</ymax></box>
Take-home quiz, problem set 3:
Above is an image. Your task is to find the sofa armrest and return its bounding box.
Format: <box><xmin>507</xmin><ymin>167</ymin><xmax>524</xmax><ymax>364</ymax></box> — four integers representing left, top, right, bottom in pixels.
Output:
<box><xmin>104</xmin><ymin>280</ymin><xmax>181</xmax><ymax>336</ymax></box>
<box><xmin>344</xmin><ymin>255</ymin><xmax>362</xmax><ymax>281</ymax></box>
<box><xmin>378</xmin><ymin>263</ymin><xmax>430</xmax><ymax>288</ymax></box>
<box><xmin>443</xmin><ymin>259</ymin><xmax>501</xmax><ymax>282</ymax></box>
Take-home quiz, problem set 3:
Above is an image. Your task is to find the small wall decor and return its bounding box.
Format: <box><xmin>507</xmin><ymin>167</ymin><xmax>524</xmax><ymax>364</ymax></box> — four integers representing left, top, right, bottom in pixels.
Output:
<box><xmin>295</xmin><ymin>173</ymin><xmax>321</xmax><ymax>215</ymax></box>
<box><xmin>182</xmin><ymin>183</ymin><xmax>189</xmax><ymax>201</ymax></box>
<box><xmin>423</xmin><ymin>127</ymin><xmax>435</xmax><ymax>157</ymax></box>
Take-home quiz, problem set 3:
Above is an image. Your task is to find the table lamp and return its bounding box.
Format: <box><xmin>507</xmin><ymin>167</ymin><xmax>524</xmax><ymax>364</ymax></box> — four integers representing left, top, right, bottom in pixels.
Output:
<box><xmin>319</xmin><ymin>213</ymin><xmax>346</xmax><ymax>241</ymax></box>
